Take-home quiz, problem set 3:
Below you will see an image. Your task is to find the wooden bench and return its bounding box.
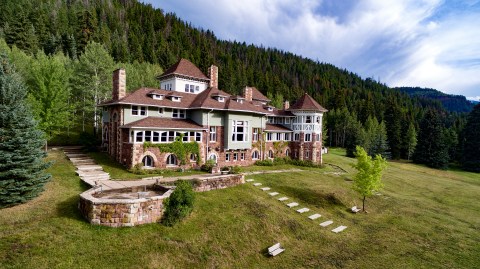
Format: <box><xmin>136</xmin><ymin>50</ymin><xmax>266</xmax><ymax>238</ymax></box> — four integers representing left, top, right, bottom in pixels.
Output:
<box><xmin>268</xmin><ymin>243</ymin><xmax>285</xmax><ymax>256</ymax></box>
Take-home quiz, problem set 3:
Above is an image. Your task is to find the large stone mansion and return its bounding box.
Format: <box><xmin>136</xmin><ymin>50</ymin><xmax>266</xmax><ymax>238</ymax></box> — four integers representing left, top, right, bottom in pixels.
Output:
<box><xmin>100</xmin><ymin>59</ymin><xmax>327</xmax><ymax>169</ymax></box>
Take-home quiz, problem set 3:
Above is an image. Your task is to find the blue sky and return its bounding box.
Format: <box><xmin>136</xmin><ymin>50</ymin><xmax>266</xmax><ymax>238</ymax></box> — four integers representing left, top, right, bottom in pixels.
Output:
<box><xmin>148</xmin><ymin>0</ymin><xmax>480</xmax><ymax>100</ymax></box>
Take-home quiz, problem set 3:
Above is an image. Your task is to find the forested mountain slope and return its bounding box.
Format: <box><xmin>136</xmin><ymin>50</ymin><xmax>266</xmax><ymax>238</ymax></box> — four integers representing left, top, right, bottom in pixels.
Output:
<box><xmin>395</xmin><ymin>87</ymin><xmax>475</xmax><ymax>113</ymax></box>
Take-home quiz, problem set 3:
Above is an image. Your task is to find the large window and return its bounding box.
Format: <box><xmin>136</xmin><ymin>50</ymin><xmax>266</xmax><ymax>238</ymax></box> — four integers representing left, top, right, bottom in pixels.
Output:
<box><xmin>294</xmin><ymin>133</ymin><xmax>300</xmax><ymax>141</ymax></box>
<box><xmin>253</xmin><ymin>128</ymin><xmax>259</xmax><ymax>142</ymax></box>
<box><xmin>132</xmin><ymin>105</ymin><xmax>147</xmax><ymax>116</ymax></box>
<box><xmin>134</xmin><ymin>130</ymin><xmax>201</xmax><ymax>143</ymax></box>
<box><xmin>267</xmin><ymin>133</ymin><xmax>273</xmax><ymax>141</ymax></box>
<box><xmin>210</xmin><ymin>126</ymin><xmax>217</xmax><ymax>142</ymax></box>
<box><xmin>305</xmin><ymin>133</ymin><xmax>312</xmax><ymax>142</ymax></box>
<box><xmin>172</xmin><ymin>109</ymin><xmax>186</xmax><ymax>119</ymax></box>
<box><xmin>226</xmin><ymin>153</ymin><xmax>230</xmax><ymax>162</ymax></box>
<box><xmin>185</xmin><ymin>84</ymin><xmax>195</xmax><ymax>93</ymax></box>
<box><xmin>306</xmin><ymin>116</ymin><xmax>312</xmax><ymax>123</ymax></box>
<box><xmin>252</xmin><ymin>150</ymin><xmax>259</xmax><ymax>159</ymax></box>
<box><xmin>166</xmin><ymin>154</ymin><xmax>177</xmax><ymax>166</ymax></box>
<box><xmin>232</xmin><ymin>120</ymin><xmax>248</xmax><ymax>142</ymax></box>
<box><xmin>142</xmin><ymin>156</ymin><xmax>154</xmax><ymax>167</ymax></box>
<box><xmin>268</xmin><ymin>150</ymin><xmax>274</xmax><ymax>159</ymax></box>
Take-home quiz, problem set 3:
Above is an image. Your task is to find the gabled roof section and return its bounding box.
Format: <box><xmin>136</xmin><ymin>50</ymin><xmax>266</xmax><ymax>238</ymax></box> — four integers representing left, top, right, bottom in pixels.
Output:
<box><xmin>157</xmin><ymin>58</ymin><xmax>209</xmax><ymax>81</ymax></box>
<box><xmin>249</xmin><ymin>86</ymin><xmax>270</xmax><ymax>102</ymax></box>
<box><xmin>121</xmin><ymin>117</ymin><xmax>205</xmax><ymax>130</ymax></box>
<box><xmin>289</xmin><ymin>93</ymin><xmax>328</xmax><ymax>112</ymax></box>
<box><xmin>265</xmin><ymin>124</ymin><xmax>293</xmax><ymax>132</ymax></box>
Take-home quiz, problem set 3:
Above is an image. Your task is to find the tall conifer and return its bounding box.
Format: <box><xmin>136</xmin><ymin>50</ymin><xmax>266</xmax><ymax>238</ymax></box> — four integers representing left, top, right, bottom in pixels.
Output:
<box><xmin>413</xmin><ymin>109</ymin><xmax>449</xmax><ymax>169</ymax></box>
<box><xmin>0</xmin><ymin>54</ymin><xmax>51</xmax><ymax>208</ymax></box>
<box><xmin>461</xmin><ymin>104</ymin><xmax>480</xmax><ymax>172</ymax></box>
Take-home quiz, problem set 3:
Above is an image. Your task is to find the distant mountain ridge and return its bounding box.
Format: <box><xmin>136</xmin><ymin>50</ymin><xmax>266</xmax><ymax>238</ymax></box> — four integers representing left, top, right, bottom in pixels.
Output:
<box><xmin>394</xmin><ymin>87</ymin><xmax>475</xmax><ymax>113</ymax></box>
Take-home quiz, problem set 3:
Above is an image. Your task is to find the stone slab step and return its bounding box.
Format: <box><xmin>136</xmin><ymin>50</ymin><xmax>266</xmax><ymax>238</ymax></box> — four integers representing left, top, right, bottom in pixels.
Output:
<box><xmin>268</xmin><ymin>192</ymin><xmax>279</xmax><ymax>196</ymax></box>
<box><xmin>278</xmin><ymin>197</ymin><xmax>289</xmax><ymax>201</ymax></box>
<box><xmin>260</xmin><ymin>187</ymin><xmax>271</xmax><ymax>191</ymax></box>
<box><xmin>287</xmin><ymin>202</ymin><xmax>299</xmax><ymax>208</ymax></box>
<box><xmin>296</xmin><ymin>208</ymin><xmax>310</xmax><ymax>213</ymax></box>
<box><xmin>66</xmin><ymin>154</ymin><xmax>89</xmax><ymax>158</ymax></box>
<box><xmin>320</xmin><ymin>220</ymin><xmax>333</xmax><ymax>227</ymax></box>
<box><xmin>76</xmin><ymin>165</ymin><xmax>104</xmax><ymax>171</ymax></box>
<box><xmin>253</xmin><ymin>183</ymin><xmax>262</xmax><ymax>186</ymax></box>
<box><xmin>246</xmin><ymin>179</ymin><xmax>254</xmax><ymax>182</ymax></box>
<box><xmin>308</xmin><ymin>214</ymin><xmax>321</xmax><ymax>220</ymax></box>
<box><xmin>76</xmin><ymin>171</ymin><xmax>109</xmax><ymax>176</ymax></box>
<box><xmin>332</xmin><ymin>226</ymin><xmax>347</xmax><ymax>233</ymax></box>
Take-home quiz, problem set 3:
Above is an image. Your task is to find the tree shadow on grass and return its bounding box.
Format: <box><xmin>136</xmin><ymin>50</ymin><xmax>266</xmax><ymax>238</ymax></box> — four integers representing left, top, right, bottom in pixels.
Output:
<box><xmin>276</xmin><ymin>186</ymin><xmax>344</xmax><ymax>208</ymax></box>
<box><xmin>56</xmin><ymin>194</ymin><xmax>85</xmax><ymax>221</ymax></box>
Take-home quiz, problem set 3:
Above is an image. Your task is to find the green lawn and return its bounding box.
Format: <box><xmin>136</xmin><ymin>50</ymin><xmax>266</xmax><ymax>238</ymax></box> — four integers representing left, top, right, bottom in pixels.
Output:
<box><xmin>1</xmin><ymin>149</ymin><xmax>479</xmax><ymax>268</ymax></box>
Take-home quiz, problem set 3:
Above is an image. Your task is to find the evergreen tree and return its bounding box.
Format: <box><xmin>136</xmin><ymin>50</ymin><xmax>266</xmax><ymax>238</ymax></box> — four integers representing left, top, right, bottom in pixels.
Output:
<box><xmin>413</xmin><ymin>109</ymin><xmax>449</xmax><ymax>169</ymax></box>
<box><xmin>461</xmin><ymin>104</ymin><xmax>480</xmax><ymax>172</ymax></box>
<box><xmin>384</xmin><ymin>98</ymin><xmax>403</xmax><ymax>159</ymax></box>
<box><xmin>0</xmin><ymin>53</ymin><xmax>51</xmax><ymax>208</ymax></box>
<box><xmin>405</xmin><ymin>122</ymin><xmax>417</xmax><ymax>160</ymax></box>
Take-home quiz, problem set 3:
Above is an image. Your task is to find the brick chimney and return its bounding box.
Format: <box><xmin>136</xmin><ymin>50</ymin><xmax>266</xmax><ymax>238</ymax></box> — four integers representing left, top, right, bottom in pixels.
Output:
<box><xmin>112</xmin><ymin>68</ymin><xmax>126</xmax><ymax>100</ymax></box>
<box><xmin>244</xmin><ymin>86</ymin><xmax>253</xmax><ymax>102</ymax></box>
<box><xmin>283</xmin><ymin>100</ymin><xmax>290</xmax><ymax>110</ymax></box>
<box><xmin>208</xmin><ymin>65</ymin><xmax>218</xmax><ymax>88</ymax></box>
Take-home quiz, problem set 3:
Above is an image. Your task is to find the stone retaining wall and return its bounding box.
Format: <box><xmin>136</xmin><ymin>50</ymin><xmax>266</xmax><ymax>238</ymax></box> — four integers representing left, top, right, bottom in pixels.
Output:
<box><xmin>78</xmin><ymin>186</ymin><xmax>174</xmax><ymax>227</ymax></box>
<box><xmin>193</xmin><ymin>174</ymin><xmax>245</xmax><ymax>192</ymax></box>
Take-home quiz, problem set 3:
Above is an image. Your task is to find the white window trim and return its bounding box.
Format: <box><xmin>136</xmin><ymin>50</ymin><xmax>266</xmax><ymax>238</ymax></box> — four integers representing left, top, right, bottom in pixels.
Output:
<box><xmin>232</xmin><ymin>120</ymin><xmax>249</xmax><ymax>142</ymax></box>
<box><xmin>172</xmin><ymin>109</ymin><xmax>186</xmax><ymax>119</ymax></box>
<box><xmin>210</xmin><ymin>126</ymin><xmax>217</xmax><ymax>142</ymax></box>
<box><xmin>132</xmin><ymin>105</ymin><xmax>147</xmax><ymax>116</ymax></box>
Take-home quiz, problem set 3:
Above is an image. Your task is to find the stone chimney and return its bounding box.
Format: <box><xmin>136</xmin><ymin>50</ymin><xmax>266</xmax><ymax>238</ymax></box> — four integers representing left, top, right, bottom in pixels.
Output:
<box><xmin>112</xmin><ymin>68</ymin><xmax>126</xmax><ymax>100</ymax></box>
<box><xmin>283</xmin><ymin>100</ymin><xmax>290</xmax><ymax>110</ymax></box>
<box><xmin>208</xmin><ymin>65</ymin><xmax>218</xmax><ymax>88</ymax></box>
<box><xmin>244</xmin><ymin>86</ymin><xmax>253</xmax><ymax>102</ymax></box>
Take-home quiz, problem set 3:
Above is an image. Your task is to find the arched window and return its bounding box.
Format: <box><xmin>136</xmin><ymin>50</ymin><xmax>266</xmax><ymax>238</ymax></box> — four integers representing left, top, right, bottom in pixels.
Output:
<box><xmin>142</xmin><ymin>155</ymin><xmax>154</xmax><ymax>167</ymax></box>
<box><xmin>166</xmin><ymin>154</ymin><xmax>177</xmax><ymax>166</ymax></box>
<box><xmin>103</xmin><ymin>126</ymin><xmax>109</xmax><ymax>141</ymax></box>
<box><xmin>285</xmin><ymin>149</ymin><xmax>290</xmax><ymax>157</ymax></box>
<box><xmin>252</xmin><ymin>150</ymin><xmax>259</xmax><ymax>160</ymax></box>
<box><xmin>208</xmin><ymin>153</ymin><xmax>217</xmax><ymax>163</ymax></box>
<box><xmin>268</xmin><ymin>150</ymin><xmax>274</xmax><ymax>159</ymax></box>
<box><xmin>190</xmin><ymin>153</ymin><xmax>197</xmax><ymax>162</ymax></box>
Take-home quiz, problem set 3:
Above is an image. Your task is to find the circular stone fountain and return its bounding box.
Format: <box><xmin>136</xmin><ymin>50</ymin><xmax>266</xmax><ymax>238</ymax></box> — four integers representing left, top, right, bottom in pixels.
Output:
<box><xmin>79</xmin><ymin>184</ymin><xmax>174</xmax><ymax>227</ymax></box>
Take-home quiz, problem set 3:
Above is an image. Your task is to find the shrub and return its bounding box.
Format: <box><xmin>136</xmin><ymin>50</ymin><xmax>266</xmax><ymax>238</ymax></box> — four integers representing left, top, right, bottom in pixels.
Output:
<box><xmin>254</xmin><ymin>160</ymin><xmax>274</xmax><ymax>166</ymax></box>
<box><xmin>162</xmin><ymin>180</ymin><xmax>195</xmax><ymax>227</ymax></box>
<box><xmin>230</xmin><ymin>165</ymin><xmax>241</xmax><ymax>174</ymax></box>
<box><xmin>200</xmin><ymin>159</ymin><xmax>216</xmax><ymax>172</ymax></box>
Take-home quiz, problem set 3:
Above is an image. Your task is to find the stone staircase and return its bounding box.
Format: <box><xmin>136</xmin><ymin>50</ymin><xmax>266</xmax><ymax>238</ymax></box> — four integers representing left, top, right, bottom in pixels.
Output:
<box><xmin>63</xmin><ymin>146</ymin><xmax>110</xmax><ymax>186</ymax></box>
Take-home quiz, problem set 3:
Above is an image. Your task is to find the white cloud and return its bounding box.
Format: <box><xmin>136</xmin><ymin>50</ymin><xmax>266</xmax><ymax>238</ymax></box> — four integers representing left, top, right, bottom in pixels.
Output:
<box><xmin>154</xmin><ymin>0</ymin><xmax>480</xmax><ymax>97</ymax></box>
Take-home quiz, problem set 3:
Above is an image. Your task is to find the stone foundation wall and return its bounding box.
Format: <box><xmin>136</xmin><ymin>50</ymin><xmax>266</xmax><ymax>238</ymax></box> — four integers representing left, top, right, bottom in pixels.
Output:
<box><xmin>78</xmin><ymin>187</ymin><xmax>174</xmax><ymax>227</ymax></box>
<box><xmin>79</xmin><ymin>174</ymin><xmax>244</xmax><ymax>227</ymax></box>
<box><xmin>194</xmin><ymin>174</ymin><xmax>245</xmax><ymax>192</ymax></box>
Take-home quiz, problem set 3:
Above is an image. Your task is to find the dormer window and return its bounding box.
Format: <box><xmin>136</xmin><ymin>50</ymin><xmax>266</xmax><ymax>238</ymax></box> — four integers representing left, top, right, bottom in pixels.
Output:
<box><xmin>266</xmin><ymin>106</ymin><xmax>274</xmax><ymax>112</ymax></box>
<box><xmin>152</xmin><ymin>94</ymin><xmax>164</xmax><ymax>100</ymax></box>
<box><xmin>213</xmin><ymin>94</ymin><xmax>227</xmax><ymax>102</ymax></box>
<box><xmin>167</xmin><ymin>95</ymin><xmax>182</xmax><ymax>102</ymax></box>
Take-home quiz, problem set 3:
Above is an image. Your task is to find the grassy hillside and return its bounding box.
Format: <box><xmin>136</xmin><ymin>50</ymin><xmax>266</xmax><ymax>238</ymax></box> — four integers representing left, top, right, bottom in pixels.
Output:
<box><xmin>0</xmin><ymin>149</ymin><xmax>479</xmax><ymax>268</ymax></box>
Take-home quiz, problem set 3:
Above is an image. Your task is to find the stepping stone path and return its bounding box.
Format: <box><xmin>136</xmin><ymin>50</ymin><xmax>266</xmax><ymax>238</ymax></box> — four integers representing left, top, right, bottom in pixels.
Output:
<box><xmin>286</xmin><ymin>202</ymin><xmax>299</xmax><ymax>208</ymax></box>
<box><xmin>246</xmin><ymin>179</ymin><xmax>254</xmax><ymax>182</ymax></box>
<box><xmin>296</xmin><ymin>208</ymin><xmax>310</xmax><ymax>213</ymax></box>
<box><xmin>63</xmin><ymin>146</ymin><xmax>110</xmax><ymax>187</ymax></box>
<box><xmin>320</xmin><ymin>220</ymin><xmax>333</xmax><ymax>227</ymax></box>
<box><xmin>268</xmin><ymin>192</ymin><xmax>279</xmax><ymax>196</ymax></box>
<box><xmin>332</xmin><ymin>226</ymin><xmax>347</xmax><ymax>233</ymax></box>
<box><xmin>253</xmin><ymin>183</ymin><xmax>262</xmax><ymax>186</ymax></box>
<box><xmin>308</xmin><ymin>214</ymin><xmax>321</xmax><ymax>220</ymax></box>
<box><xmin>278</xmin><ymin>197</ymin><xmax>289</xmax><ymax>201</ymax></box>
<box><xmin>260</xmin><ymin>187</ymin><xmax>271</xmax><ymax>191</ymax></box>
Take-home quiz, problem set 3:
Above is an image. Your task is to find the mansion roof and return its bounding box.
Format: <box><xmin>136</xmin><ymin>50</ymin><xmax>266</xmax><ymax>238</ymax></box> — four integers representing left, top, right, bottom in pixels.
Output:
<box><xmin>265</xmin><ymin>124</ymin><xmax>293</xmax><ymax>132</ymax></box>
<box><xmin>290</xmin><ymin>93</ymin><xmax>328</xmax><ymax>112</ymax></box>
<box><xmin>121</xmin><ymin>117</ymin><xmax>205</xmax><ymax>130</ymax></box>
<box><xmin>157</xmin><ymin>58</ymin><xmax>209</xmax><ymax>81</ymax></box>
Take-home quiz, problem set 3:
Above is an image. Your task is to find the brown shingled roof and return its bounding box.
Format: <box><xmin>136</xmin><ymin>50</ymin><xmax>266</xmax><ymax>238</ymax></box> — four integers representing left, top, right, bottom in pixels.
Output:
<box><xmin>265</xmin><ymin>124</ymin><xmax>293</xmax><ymax>132</ymax></box>
<box><xmin>157</xmin><ymin>58</ymin><xmax>209</xmax><ymax>80</ymax></box>
<box><xmin>249</xmin><ymin>87</ymin><xmax>270</xmax><ymax>101</ymax></box>
<box><xmin>121</xmin><ymin>117</ymin><xmax>205</xmax><ymax>130</ymax></box>
<box><xmin>289</xmin><ymin>93</ymin><xmax>328</xmax><ymax>112</ymax></box>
